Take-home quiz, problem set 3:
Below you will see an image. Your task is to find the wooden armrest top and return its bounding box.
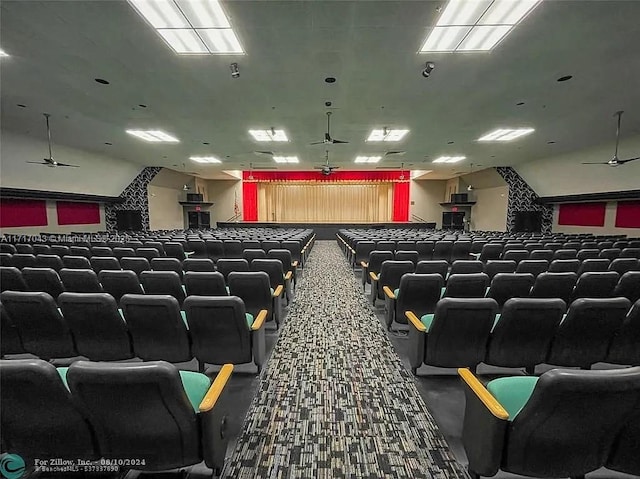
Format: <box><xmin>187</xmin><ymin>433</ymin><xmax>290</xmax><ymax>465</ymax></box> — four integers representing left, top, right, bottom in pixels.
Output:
<box><xmin>251</xmin><ymin>309</ymin><xmax>268</xmax><ymax>331</ymax></box>
<box><xmin>285</xmin><ymin>271</ymin><xmax>293</xmax><ymax>280</ymax></box>
<box><xmin>458</xmin><ymin>368</ymin><xmax>509</xmax><ymax>420</ymax></box>
<box><xmin>199</xmin><ymin>364</ymin><xmax>233</xmax><ymax>412</ymax></box>
<box><xmin>383</xmin><ymin>286</ymin><xmax>395</xmax><ymax>299</ymax></box>
<box><xmin>369</xmin><ymin>272</ymin><xmax>379</xmax><ymax>281</ymax></box>
<box><xmin>405</xmin><ymin>311</ymin><xmax>426</xmax><ymax>332</ymax></box>
<box><xmin>273</xmin><ymin>284</ymin><xmax>284</xmax><ymax>297</ymax></box>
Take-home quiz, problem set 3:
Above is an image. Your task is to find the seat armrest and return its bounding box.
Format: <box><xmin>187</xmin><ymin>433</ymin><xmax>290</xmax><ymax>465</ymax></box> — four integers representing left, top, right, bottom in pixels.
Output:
<box><xmin>251</xmin><ymin>310</ymin><xmax>268</xmax><ymax>331</ymax></box>
<box><xmin>383</xmin><ymin>286</ymin><xmax>395</xmax><ymax>299</ymax></box>
<box><xmin>405</xmin><ymin>311</ymin><xmax>426</xmax><ymax>332</ymax></box>
<box><xmin>284</xmin><ymin>271</ymin><xmax>293</xmax><ymax>281</ymax></box>
<box><xmin>361</xmin><ymin>261</ymin><xmax>369</xmax><ymax>268</ymax></box>
<box><xmin>199</xmin><ymin>364</ymin><xmax>234</xmax><ymax>412</ymax></box>
<box><xmin>369</xmin><ymin>272</ymin><xmax>379</xmax><ymax>281</ymax></box>
<box><xmin>292</xmin><ymin>260</ymin><xmax>298</xmax><ymax>268</ymax></box>
<box><xmin>273</xmin><ymin>284</ymin><xmax>284</xmax><ymax>297</ymax></box>
<box><xmin>458</xmin><ymin>368</ymin><xmax>508</xmax><ymax>477</ymax></box>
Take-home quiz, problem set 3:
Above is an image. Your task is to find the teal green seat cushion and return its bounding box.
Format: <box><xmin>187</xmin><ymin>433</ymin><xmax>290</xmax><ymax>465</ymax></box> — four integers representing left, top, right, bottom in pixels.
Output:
<box><xmin>487</xmin><ymin>376</ymin><xmax>538</xmax><ymax>421</ymax></box>
<box><xmin>440</xmin><ymin>287</ymin><xmax>446</xmax><ymax>298</ymax></box>
<box><xmin>180</xmin><ymin>310</ymin><xmax>189</xmax><ymax>329</ymax></box>
<box><xmin>179</xmin><ymin>371</ymin><xmax>212</xmax><ymax>412</ymax></box>
<box><xmin>492</xmin><ymin>313</ymin><xmax>501</xmax><ymax>331</ymax></box>
<box><xmin>420</xmin><ymin>313</ymin><xmax>435</xmax><ymax>332</ymax></box>
<box><xmin>57</xmin><ymin>367</ymin><xmax>69</xmax><ymax>389</ymax></box>
<box><xmin>394</xmin><ymin>288</ymin><xmax>399</xmax><ymax>298</ymax></box>
<box><xmin>246</xmin><ymin>312</ymin><xmax>254</xmax><ymax>328</ymax></box>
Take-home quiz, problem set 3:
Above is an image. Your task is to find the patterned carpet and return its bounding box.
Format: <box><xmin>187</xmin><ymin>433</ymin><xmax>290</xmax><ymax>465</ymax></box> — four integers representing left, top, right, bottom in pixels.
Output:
<box><xmin>222</xmin><ymin>241</ymin><xmax>469</xmax><ymax>479</ymax></box>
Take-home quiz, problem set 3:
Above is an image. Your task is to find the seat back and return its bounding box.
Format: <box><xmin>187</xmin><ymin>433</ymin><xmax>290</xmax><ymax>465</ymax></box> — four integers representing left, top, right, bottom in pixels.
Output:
<box><xmin>487</xmin><ymin>273</ymin><xmax>535</xmax><ymax>309</ymax></box>
<box><xmin>548</xmin><ymin>297</ymin><xmax>631</xmax><ymax>367</ymax></box>
<box><xmin>0</xmin><ymin>359</ymin><xmax>99</xmax><ymax>462</ymax></box>
<box><xmin>450</xmin><ymin>260</ymin><xmax>484</xmax><ymax>275</ymax></box>
<box><xmin>415</xmin><ymin>260</ymin><xmax>449</xmax><ymax>278</ymax></box>
<box><xmin>135</xmin><ymin>247</ymin><xmax>160</xmax><ymax>261</ymax></box>
<box><xmin>242</xmin><ymin>249</ymin><xmax>267</xmax><ymax>264</ymax></box>
<box><xmin>90</xmin><ymin>256</ymin><xmax>121</xmax><ymax>274</ymax></box>
<box><xmin>484</xmin><ymin>260</ymin><xmax>517</xmax><ymax>280</ymax></box>
<box><xmin>15</xmin><ymin>244</ymin><xmax>34</xmax><ymax>254</ymax></box>
<box><xmin>577</xmin><ymin>258</ymin><xmax>610</xmax><ymax>275</ymax></box>
<box><xmin>182</xmin><ymin>258</ymin><xmax>216</xmax><ymax>272</ymax></box>
<box><xmin>34</xmin><ymin>244</ymin><xmax>52</xmax><ymax>255</ymax></box>
<box><xmin>205</xmin><ymin>239</ymin><xmax>224</xmax><ymax>262</ymax></box>
<box><xmin>120</xmin><ymin>294</ymin><xmax>191</xmax><ymax>362</ymax></box>
<box><xmin>1</xmin><ymin>303</ymin><xmax>25</xmax><ymax>355</ymax></box>
<box><xmin>280</xmin><ymin>240</ymin><xmax>302</xmax><ymax>263</ymax></box>
<box><xmin>571</xmin><ymin>271</ymin><xmax>619</xmax><ymax>301</ymax></box>
<box><xmin>0</xmin><ymin>243</ymin><xmax>17</xmax><ymax>254</ymax></box>
<box><xmin>98</xmin><ymin>270</ymin><xmax>143</xmax><ymax>303</ymax></box>
<box><xmin>548</xmin><ymin>259</ymin><xmax>581</xmax><ymax>273</ymax></box>
<box><xmin>394</xmin><ymin>250</ymin><xmax>419</xmax><ymax>266</ymax></box>
<box><xmin>112</xmin><ymin>247</ymin><xmax>136</xmax><ymax>261</ymax></box>
<box><xmin>613</xmin><ymin>271</ymin><xmax>640</xmax><ymax>303</ymax></box>
<box><xmin>267</xmin><ymin>249</ymin><xmax>293</xmax><ymax>271</ymax></box>
<box><xmin>479</xmin><ymin>243</ymin><xmax>504</xmax><ymax>262</ymax></box>
<box><xmin>0</xmin><ymin>266</ymin><xmax>28</xmax><ymax>292</ymax></box>
<box><xmin>228</xmin><ymin>271</ymin><xmax>272</xmax><ymax>320</ymax></box>
<box><xmin>576</xmin><ymin>248</ymin><xmax>600</xmax><ymax>260</ymax></box>
<box><xmin>443</xmin><ymin>273</ymin><xmax>489</xmax><ymax>298</ymax></box>
<box><xmin>599</xmin><ymin>248</ymin><xmax>621</xmax><ymax>260</ymax></box>
<box><xmin>59</xmin><ymin>268</ymin><xmax>103</xmax><ymax>293</ymax></box>
<box><xmin>609</xmin><ymin>257</ymin><xmax>639</xmax><ymax>276</ymax></box>
<box><xmin>58</xmin><ymin>293</ymin><xmax>132</xmax><ymax>360</ymax></box>
<box><xmin>377</xmin><ymin>260</ymin><xmax>415</xmax><ymax>297</ymax></box>
<box><xmin>223</xmin><ymin>240</ymin><xmax>243</xmax><ymax>258</ymax></box>
<box><xmin>216</xmin><ymin>258</ymin><xmax>250</xmax><ymax>281</ymax></box>
<box><xmin>451</xmin><ymin>241</ymin><xmax>472</xmax><ymax>261</ymax></box>
<box><xmin>375</xmin><ymin>240</ymin><xmax>396</xmax><ymax>252</ymax></box>
<box><xmin>62</xmin><ymin>255</ymin><xmax>92</xmax><ymax>269</ymax></box>
<box><xmin>120</xmin><ymin>257</ymin><xmax>151</xmax><ymax>277</ymax></box>
<box><xmin>50</xmin><ymin>245</ymin><xmax>71</xmax><ymax>257</ymax></box>
<box><xmin>530</xmin><ymin>272</ymin><xmax>577</xmax><ymax>303</ymax></box>
<box><xmin>552</xmin><ymin>248</ymin><xmax>578</xmax><ymax>260</ymax></box>
<box><xmin>144</xmin><ymin>241</ymin><xmax>165</xmax><ymax>256</ymax></box>
<box><xmin>187</xmin><ymin>240</ymin><xmax>207</xmax><ymax>259</ymax></box>
<box><xmin>502</xmin><ymin>250</ymin><xmax>530</xmax><ymax>263</ymax></box>
<box><xmin>396</xmin><ymin>240</ymin><xmax>416</xmax><ymax>252</ymax></box>
<box><xmin>140</xmin><ymin>271</ymin><xmax>186</xmax><ymax>306</ymax></box>
<box><xmin>261</xmin><ymin>240</ymin><xmax>280</xmax><ymax>252</ymax></box>
<box><xmin>355</xmin><ymin>241</ymin><xmax>376</xmax><ymax>264</ymax></box>
<box><xmin>184</xmin><ymin>296</ymin><xmax>252</xmax><ymax>364</ymax></box>
<box><xmin>608</xmin><ymin>402</ymin><xmax>640</xmax><ymax>475</ymax></box>
<box><xmin>607</xmin><ymin>299</ymin><xmax>640</xmax><ymax>366</ymax></box>
<box><xmin>368</xmin><ymin>250</ymin><xmax>395</xmax><ymax>274</ymax></box>
<box><xmin>11</xmin><ymin>253</ymin><xmax>37</xmax><ymax>269</ymax></box>
<box><xmin>67</xmin><ymin>360</ymin><xmax>201</xmax><ymax>469</ymax></box>
<box><xmin>432</xmin><ymin>241</ymin><xmax>453</xmax><ymax>262</ymax></box>
<box><xmin>529</xmin><ymin>249</ymin><xmax>554</xmax><ymax>261</ymax></box>
<box><xmin>150</xmin><ymin>257</ymin><xmax>183</xmax><ymax>279</ymax></box>
<box><xmin>184</xmin><ymin>271</ymin><xmax>227</xmax><ymax>297</ymax></box>
<box><xmin>415</xmin><ymin>241</ymin><xmax>435</xmax><ymax>261</ymax></box>
<box><xmin>504</xmin><ymin>367</ymin><xmax>640</xmax><ymax>477</ymax></box>
<box><xmin>486</xmin><ymin>298</ymin><xmax>566</xmax><ymax>368</ymax></box>
<box><xmin>0</xmin><ymin>291</ymin><xmax>76</xmax><ymax>358</ymax></box>
<box><xmin>241</xmin><ymin>239</ymin><xmax>261</xmax><ymax>250</ymax></box>
<box><xmin>426</xmin><ymin>298</ymin><xmax>498</xmax><ymax>368</ymax></box>
<box><xmin>251</xmin><ymin>258</ymin><xmax>285</xmax><ymax>291</ymax></box>
<box><xmin>395</xmin><ymin>273</ymin><xmax>443</xmax><ymax>320</ymax></box>
<box><xmin>515</xmin><ymin>259</ymin><xmax>548</xmax><ymax>278</ymax></box>
<box><xmin>621</xmin><ymin>247</ymin><xmax>640</xmax><ymax>259</ymax></box>
<box><xmin>22</xmin><ymin>267</ymin><xmax>65</xmax><ymax>298</ymax></box>
<box><xmin>164</xmin><ymin>242</ymin><xmax>186</xmax><ymax>261</ymax></box>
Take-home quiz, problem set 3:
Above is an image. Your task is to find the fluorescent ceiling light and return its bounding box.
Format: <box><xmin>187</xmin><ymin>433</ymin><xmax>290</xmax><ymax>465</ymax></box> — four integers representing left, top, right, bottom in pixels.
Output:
<box><xmin>157</xmin><ymin>29</ymin><xmax>209</xmax><ymax>54</ymax></box>
<box><xmin>477</xmin><ymin>128</ymin><xmax>534</xmax><ymax>141</ymax></box>
<box><xmin>197</xmin><ymin>29</ymin><xmax>243</xmax><ymax>54</ymax></box>
<box><xmin>420</xmin><ymin>0</ymin><xmax>542</xmax><ymax>52</ymax></box>
<box><xmin>190</xmin><ymin>156</ymin><xmax>221</xmax><ymax>163</ymax></box>
<box><xmin>127</xmin><ymin>0</ymin><xmax>244</xmax><ymax>54</ymax></box>
<box><xmin>432</xmin><ymin>156</ymin><xmax>466</xmax><ymax>163</ymax></box>
<box><xmin>273</xmin><ymin>156</ymin><xmax>299</xmax><ymax>163</ymax></box>
<box><xmin>126</xmin><ymin>129</ymin><xmax>180</xmax><ymax>142</ymax></box>
<box><xmin>249</xmin><ymin>129</ymin><xmax>289</xmax><ymax>142</ymax></box>
<box><xmin>354</xmin><ymin>156</ymin><xmax>382</xmax><ymax>164</ymax></box>
<box><xmin>0</xmin><ymin>49</ymin><xmax>9</xmax><ymax>57</ymax></box>
<box><xmin>366</xmin><ymin>129</ymin><xmax>410</xmax><ymax>142</ymax></box>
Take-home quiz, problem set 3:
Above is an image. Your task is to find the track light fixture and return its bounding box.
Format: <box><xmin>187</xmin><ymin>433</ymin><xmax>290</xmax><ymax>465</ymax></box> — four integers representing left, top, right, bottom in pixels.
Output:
<box><xmin>230</xmin><ymin>62</ymin><xmax>240</xmax><ymax>79</ymax></box>
<box><xmin>422</xmin><ymin>62</ymin><xmax>435</xmax><ymax>78</ymax></box>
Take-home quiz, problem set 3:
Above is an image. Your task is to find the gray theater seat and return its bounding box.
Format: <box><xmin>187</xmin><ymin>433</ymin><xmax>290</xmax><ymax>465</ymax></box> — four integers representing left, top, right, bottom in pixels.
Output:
<box><xmin>184</xmin><ymin>271</ymin><xmax>227</xmax><ymax>297</ymax></box>
<box><xmin>59</xmin><ymin>268</ymin><xmax>103</xmax><ymax>293</ymax></box>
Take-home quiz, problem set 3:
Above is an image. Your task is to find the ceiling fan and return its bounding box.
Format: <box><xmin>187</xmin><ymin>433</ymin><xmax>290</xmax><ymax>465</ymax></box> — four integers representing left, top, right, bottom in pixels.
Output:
<box><xmin>247</xmin><ymin>162</ymin><xmax>277</xmax><ymax>170</ymax></box>
<box><xmin>26</xmin><ymin>113</ymin><xmax>79</xmax><ymax>168</ymax></box>
<box><xmin>310</xmin><ymin>111</ymin><xmax>349</xmax><ymax>145</ymax></box>
<box><xmin>582</xmin><ymin>111</ymin><xmax>639</xmax><ymax>167</ymax></box>
<box><xmin>376</xmin><ymin>162</ymin><xmax>413</xmax><ymax>169</ymax></box>
<box><xmin>314</xmin><ymin>151</ymin><xmax>340</xmax><ymax>175</ymax></box>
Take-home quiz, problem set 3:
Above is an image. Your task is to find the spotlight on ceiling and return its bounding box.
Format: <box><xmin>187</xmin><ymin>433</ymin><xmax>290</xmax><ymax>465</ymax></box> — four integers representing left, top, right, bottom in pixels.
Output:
<box><xmin>422</xmin><ymin>62</ymin><xmax>435</xmax><ymax>78</ymax></box>
<box><xmin>230</xmin><ymin>62</ymin><xmax>240</xmax><ymax>79</ymax></box>
<box><xmin>182</xmin><ymin>184</ymin><xmax>190</xmax><ymax>191</ymax></box>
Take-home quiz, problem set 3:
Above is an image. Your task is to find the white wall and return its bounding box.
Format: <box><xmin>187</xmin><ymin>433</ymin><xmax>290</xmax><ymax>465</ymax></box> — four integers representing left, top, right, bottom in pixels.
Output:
<box><xmin>207</xmin><ymin>180</ymin><xmax>241</xmax><ymax>225</ymax></box>
<box><xmin>148</xmin><ymin>185</ymin><xmax>185</xmax><ymax>231</ymax></box>
<box><xmin>471</xmin><ymin>186</ymin><xmax>509</xmax><ymax>232</ymax></box>
<box><xmin>1</xmin><ymin>130</ymin><xmax>141</xmax><ymax>195</ymax></box>
<box><xmin>410</xmin><ymin>180</ymin><xmax>446</xmax><ymax>227</ymax></box>
<box><xmin>516</xmin><ymin>134</ymin><xmax>640</xmax><ymax>196</ymax></box>
<box><xmin>552</xmin><ymin>202</ymin><xmax>640</xmax><ymax>237</ymax></box>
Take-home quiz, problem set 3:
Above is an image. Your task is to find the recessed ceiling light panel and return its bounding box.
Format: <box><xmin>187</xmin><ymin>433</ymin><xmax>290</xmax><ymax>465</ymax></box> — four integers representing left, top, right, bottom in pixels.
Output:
<box><xmin>432</xmin><ymin>156</ymin><xmax>466</xmax><ymax>163</ymax></box>
<box><xmin>157</xmin><ymin>29</ymin><xmax>209</xmax><ymax>54</ymax></box>
<box><xmin>190</xmin><ymin>156</ymin><xmax>221</xmax><ymax>163</ymax></box>
<box><xmin>354</xmin><ymin>156</ymin><xmax>382</xmax><ymax>164</ymax></box>
<box><xmin>249</xmin><ymin>129</ymin><xmax>289</xmax><ymax>142</ymax></box>
<box><xmin>273</xmin><ymin>156</ymin><xmax>299</xmax><ymax>163</ymax></box>
<box><xmin>420</xmin><ymin>0</ymin><xmax>542</xmax><ymax>52</ymax></box>
<box><xmin>126</xmin><ymin>129</ymin><xmax>180</xmax><ymax>142</ymax></box>
<box><xmin>477</xmin><ymin>128</ymin><xmax>534</xmax><ymax>141</ymax></box>
<box><xmin>366</xmin><ymin>129</ymin><xmax>409</xmax><ymax>142</ymax></box>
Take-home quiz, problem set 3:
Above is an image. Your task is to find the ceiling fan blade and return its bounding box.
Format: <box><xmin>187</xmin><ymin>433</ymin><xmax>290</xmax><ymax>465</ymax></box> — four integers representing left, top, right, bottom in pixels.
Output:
<box><xmin>56</xmin><ymin>162</ymin><xmax>80</xmax><ymax>168</ymax></box>
<box><xmin>581</xmin><ymin>162</ymin><xmax>612</xmax><ymax>165</ymax></box>
<box><xmin>618</xmin><ymin>157</ymin><xmax>640</xmax><ymax>164</ymax></box>
<box><xmin>614</xmin><ymin>110</ymin><xmax>623</xmax><ymax>160</ymax></box>
<box><xmin>385</xmin><ymin>151</ymin><xmax>406</xmax><ymax>156</ymax></box>
<box><xmin>376</xmin><ymin>166</ymin><xmax>400</xmax><ymax>169</ymax></box>
<box><xmin>313</xmin><ymin>166</ymin><xmax>324</xmax><ymax>169</ymax></box>
<box><xmin>331</xmin><ymin>139</ymin><xmax>349</xmax><ymax>144</ymax></box>
<box><xmin>310</xmin><ymin>141</ymin><xmax>326</xmax><ymax>145</ymax></box>
<box><xmin>26</xmin><ymin>161</ymin><xmax>47</xmax><ymax>164</ymax></box>
<box><xmin>254</xmin><ymin>150</ymin><xmax>275</xmax><ymax>156</ymax></box>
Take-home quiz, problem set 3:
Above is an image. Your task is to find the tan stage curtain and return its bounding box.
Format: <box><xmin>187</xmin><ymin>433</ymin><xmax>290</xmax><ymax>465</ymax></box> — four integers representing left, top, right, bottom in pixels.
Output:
<box><xmin>257</xmin><ymin>183</ymin><xmax>393</xmax><ymax>222</ymax></box>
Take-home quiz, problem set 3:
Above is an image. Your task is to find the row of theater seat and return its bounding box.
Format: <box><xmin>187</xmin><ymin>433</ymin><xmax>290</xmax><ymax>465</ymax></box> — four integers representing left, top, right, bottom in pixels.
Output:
<box><xmin>1</xmin><ymin>358</ymin><xmax>232</xmax><ymax>475</ymax></box>
<box><xmin>402</xmin><ymin>296</ymin><xmax>639</xmax><ymax>374</ymax></box>
<box><xmin>1</xmin><ymin>292</ymin><xmax>268</xmax><ymax>372</ymax></box>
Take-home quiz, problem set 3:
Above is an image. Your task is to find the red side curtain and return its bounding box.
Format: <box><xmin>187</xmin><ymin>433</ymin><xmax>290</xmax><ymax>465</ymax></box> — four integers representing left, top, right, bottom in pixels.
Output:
<box><xmin>56</xmin><ymin>202</ymin><xmax>101</xmax><ymax>225</ymax></box>
<box><xmin>0</xmin><ymin>199</ymin><xmax>48</xmax><ymax>227</ymax></box>
<box><xmin>242</xmin><ymin>179</ymin><xmax>258</xmax><ymax>221</ymax></box>
<box><xmin>392</xmin><ymin>182</ymin><xmax>410</xmax><ymax>222</ymax></box>
<box><xmin>558</xmin><ymin>202</ymin><xmax>606</xmax><ymax>227</ymax></box>
<box><xmin>615</xmin><ymin>200</ymin><xmax>640</xmax><ymax>228</ymax></box>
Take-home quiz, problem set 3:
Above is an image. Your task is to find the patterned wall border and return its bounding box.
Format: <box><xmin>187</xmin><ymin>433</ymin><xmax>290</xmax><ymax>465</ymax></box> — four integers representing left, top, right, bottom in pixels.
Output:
<box><xmin>495</xmin><ymin>166</ymin><xmax>553</xmax><ymax>234</ymax></box>
<box><xmin>105</xmin><ymin>167</ymin><xmax>162</xmax><ymax>231</ymax></box>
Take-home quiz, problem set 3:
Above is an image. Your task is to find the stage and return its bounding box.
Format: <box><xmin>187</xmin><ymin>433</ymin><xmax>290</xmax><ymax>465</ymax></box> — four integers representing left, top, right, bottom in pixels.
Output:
<box><xmin>215</xmin><ymin>222</ymin><xmax>436</xmax><ymax>240</ymax></box>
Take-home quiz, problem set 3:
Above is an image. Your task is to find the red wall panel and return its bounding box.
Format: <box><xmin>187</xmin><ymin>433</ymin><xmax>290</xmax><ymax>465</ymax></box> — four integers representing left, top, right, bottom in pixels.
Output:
<box><xmin>242</xmin><ymin>182</ymin><xmax>258</xmax><ymax>222</ymax></box>
<box><xmin>0</xmin><ymin>199</ymin><xmax>48</xmax><ymax>228</ymax></box>
<box><xmin>392</xmin><ymin>182</ymin><xmax>410</xmax><ymax>222</ymax></box>
<box><xmin>558</xmin><ymin>202</ymin><xmax>606</xmax><ymax>227</ymax></box>
<box><xmin>615</xmin><ymin>200</ymin><xmax>640</xmax><ymax>228</ymax></box>
<box><xmin>56</xmin><ymin>202</ymin><xmax>101</xmax><ymax>225</ymax></box>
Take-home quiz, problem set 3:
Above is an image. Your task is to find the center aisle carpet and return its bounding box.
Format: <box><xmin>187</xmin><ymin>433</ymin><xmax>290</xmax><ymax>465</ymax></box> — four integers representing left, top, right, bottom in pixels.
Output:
<box><xmin>222</xmin><ymin>241</ymin><xmax>469</xmax><ymax>479</ymax></box>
